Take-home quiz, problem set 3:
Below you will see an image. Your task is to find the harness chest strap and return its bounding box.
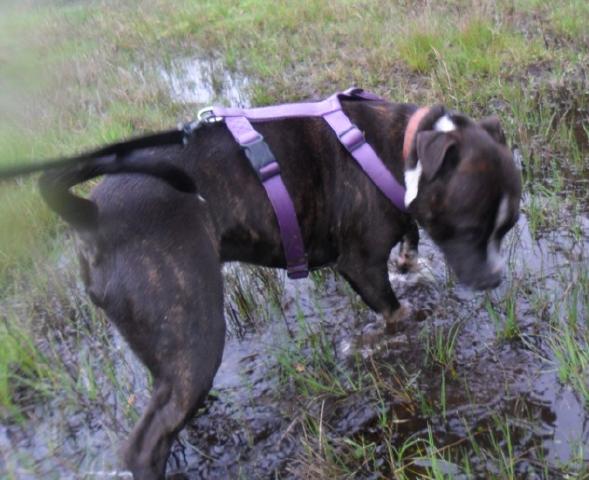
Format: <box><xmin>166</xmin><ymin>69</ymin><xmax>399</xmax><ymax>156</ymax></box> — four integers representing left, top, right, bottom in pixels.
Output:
<box><xmin>225</xmin><ymin>114</ymin><xmax>309</xmax><ymax>279</ymax></box>
<box><xmin>211</xmin><ymin>88</ymin><xmax>408</xmax><ymax>279</ymax></box>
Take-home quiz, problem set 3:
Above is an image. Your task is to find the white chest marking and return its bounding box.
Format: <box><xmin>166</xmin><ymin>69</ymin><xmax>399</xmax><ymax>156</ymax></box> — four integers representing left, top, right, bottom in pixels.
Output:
<box><xmin>404</xmin><ymin>161</ymin><xmax>422</xmax><ymax>207</ymax></box>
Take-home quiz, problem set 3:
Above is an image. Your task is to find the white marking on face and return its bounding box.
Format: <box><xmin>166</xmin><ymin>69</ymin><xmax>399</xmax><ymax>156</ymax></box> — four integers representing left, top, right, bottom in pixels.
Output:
<box><xmin>495</xmin><ymin>195</ymin><xmax>510</xmax><ymax>228</ymax></box>
<box><xmin>487</xmin><ymin>239</ymin><xmax>504</xmax><ymax>274</ymax></box>
<box><xmin>434</xmin><ymin>114</ymin><xmax>456</xmax><ymax>133</ymax></box>
<box><xmin>404</xmin><ymin>161</ymin><xmax>422</xmax><ymax>207</ymax></box>
<box><xmin>486</xmin><ymin>196</ymin><xmax>509</xmax><ymax>273</ymax></box>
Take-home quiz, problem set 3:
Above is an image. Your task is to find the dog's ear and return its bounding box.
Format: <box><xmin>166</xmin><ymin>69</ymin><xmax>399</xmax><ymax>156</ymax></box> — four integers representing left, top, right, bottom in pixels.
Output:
<box><xmin>479</xmin><ymin>116</ymin><xmax>506</xmax><ymax>145</ymax></box>
<box><xmin>416</xmin><ymin>130</ymin><xmax>457</xmax><ymax>181</ymax></box>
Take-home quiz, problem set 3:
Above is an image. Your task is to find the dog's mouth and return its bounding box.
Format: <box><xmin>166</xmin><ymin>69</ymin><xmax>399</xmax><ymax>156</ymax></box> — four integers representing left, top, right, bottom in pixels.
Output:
<box><xmin>453</xmin><ymin>266</ymin><xmax>504</xmax><ymax>290</ymax></box>
<box><xmin>465</xmin><ymin>270</ymin><xmax>503</xmax><ymax>290</ymax></box>
<box><xmin>442</xmin><ymin>245</ymin><xmax>505</xmax><ymax>291</ymax></box>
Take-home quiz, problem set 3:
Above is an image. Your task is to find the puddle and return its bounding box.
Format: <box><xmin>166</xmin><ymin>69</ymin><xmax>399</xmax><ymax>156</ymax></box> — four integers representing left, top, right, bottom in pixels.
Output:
<box><xmin>2</xmin><ymin>198</ymin><xmax>588</xmax><ymax>478</ymax></box>
<box><xmin>152</xmin><ymin>195</ymin><xmax>589</xmax><ymax>478</ymax></box>
<box><xmin>158</xmin><ymin>56</ymin><xmax>251</xmax><ymax>107</ymax></box>
<box><xmin>530</xmin><ymin>372</ymin><xmax>589</xmax><ymax>465</ymax></box>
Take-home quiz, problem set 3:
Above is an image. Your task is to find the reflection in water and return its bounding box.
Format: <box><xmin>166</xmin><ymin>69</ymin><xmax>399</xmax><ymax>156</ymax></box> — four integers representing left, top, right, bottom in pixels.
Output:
<box><xmin>158</xmin><ymin>57</ymin><xmax>250</xmax><ymax>107</ymax></box>
<box><xmin>531</xmin><ymin>372</ymin><xmax>589</xmax><ymax>464</ymax></box>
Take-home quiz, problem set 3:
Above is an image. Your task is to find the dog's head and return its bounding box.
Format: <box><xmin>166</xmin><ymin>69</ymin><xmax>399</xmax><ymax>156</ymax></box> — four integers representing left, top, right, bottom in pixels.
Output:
<box><xmin>404</xmin><ymin>108</ymin><xmax>521</xmax><ymax>290</ymax></box>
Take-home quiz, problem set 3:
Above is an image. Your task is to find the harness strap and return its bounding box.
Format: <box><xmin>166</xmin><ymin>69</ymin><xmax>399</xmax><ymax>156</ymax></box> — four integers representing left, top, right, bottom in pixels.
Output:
<box><xmin>321</xmin><ymin>104</ymin><xmax>406</xmax><ymax>210</ymax></box>
<box><xmin>213</xmin><ymin>88</ymin><xmax>407</xmax><ymax>212</ymax></box>
<box><xmin>223</xmin><ymin>116</ymin><xmax>308</xmax><ymax>279</ymax></box>
<box><xmin>212</xmin><ymin>88</ymin><xmax>383</xmax><ymax>120</ymax></box>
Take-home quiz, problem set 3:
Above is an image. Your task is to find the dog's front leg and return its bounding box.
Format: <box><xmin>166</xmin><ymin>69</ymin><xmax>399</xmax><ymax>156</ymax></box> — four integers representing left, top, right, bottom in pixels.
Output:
<box><xmin>337</xmin><ymin>252</ymin><xmax>409</xmax><ymax>335</ymax></box>
<box><xmin>396</xmin><ymin>220</ymin><xmax>419</xmax><ymax>273</ymax></box>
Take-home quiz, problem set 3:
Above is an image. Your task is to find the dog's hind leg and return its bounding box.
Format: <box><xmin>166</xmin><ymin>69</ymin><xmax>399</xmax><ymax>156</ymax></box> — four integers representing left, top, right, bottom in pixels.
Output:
<box><xmin>91</xmin><ymin>221</ymin><xmax>225</xmax><ymax>480</ymax></box>
<box><xmin>121</xmin><ymin>301</ymin><xmax>225</xmax><ymax>480</ymax></box>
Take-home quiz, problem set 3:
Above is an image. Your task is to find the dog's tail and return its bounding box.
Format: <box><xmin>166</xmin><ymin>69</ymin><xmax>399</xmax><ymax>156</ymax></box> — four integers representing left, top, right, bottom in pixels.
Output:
<box><xmin>0</xmin><ymin>129</ymin><xmax>196</xmax><ymax>230</ymax></box>
<box><xmin>39</xmin><ymin>151</ymin><xmax>196</xmax><ymax>230</ymax></box>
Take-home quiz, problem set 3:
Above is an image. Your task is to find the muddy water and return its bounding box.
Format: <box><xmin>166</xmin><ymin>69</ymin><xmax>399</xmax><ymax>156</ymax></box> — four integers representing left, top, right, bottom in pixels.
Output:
<box><xmin>158</xmin><ymin>57</ymin><xmax>250</xmax><ymax>107</ymax></box>
<box><xmin>2</xmin><ymin>198</ymin><xmax>587</xmax><ymax>477</ymax></box>
<box><xmin>157</xmin><ymin>200</ymin><xmax>589</xmax><ymax>478</ymax></box>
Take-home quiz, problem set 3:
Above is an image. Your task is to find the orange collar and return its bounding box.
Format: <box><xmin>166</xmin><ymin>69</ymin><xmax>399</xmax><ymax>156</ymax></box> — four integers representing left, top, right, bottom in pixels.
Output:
<box><xmin>402</xmin><ymin>107</ymin><xmax>430</xmax><ymax>162</ymax></box>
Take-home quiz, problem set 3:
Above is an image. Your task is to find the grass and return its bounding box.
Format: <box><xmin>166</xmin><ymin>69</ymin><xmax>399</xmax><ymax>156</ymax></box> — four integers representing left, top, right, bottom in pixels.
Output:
<box><xmin>274</xmin><ymin>306</ymin><xmax>361</xmax><ymax>398</ymax></box>
<box><xmin>549</xmin><ymin>326</ymin><xmax>589</xmax><ymax>403</ymax></box>
<box><xmin>0</xmin><ymin>0</ymin><xmax>588</xmax><ymax>477</ymax></box>
<box><xmin>223</xmin><ymin>264</ymin><xmax>285</xmax><ymax>337</ymax></box>
<box><xmin>0</xmin><ymin>314</ymin><xmax>54</xmax><ymax>419</ymax></box>
<box><xmin>292</xmin><ymin>389</ymin><xmax>563</xmax><ymax>478</ymax></box>
<box><xmin>549</xmin><ymin>0</ymin><xmax>589</xmax><ymax>41</ymax></box>
<box><xmin>546</xmin><ymin>262</ymin><xmax>589</xmax><ymax>404</ymax></box>
<box><xmin>423</xmin><ymin>321</ymin><xmax>462</xmax><ymax>372</ymax></box>
<box><xmin>485</xmin><ymin>288</ymin><xmax>522</xmax><ymax>342</ymax></box>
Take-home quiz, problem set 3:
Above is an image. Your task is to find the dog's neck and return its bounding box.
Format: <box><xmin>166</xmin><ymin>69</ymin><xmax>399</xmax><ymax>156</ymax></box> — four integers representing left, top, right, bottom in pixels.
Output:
<box><xmin>402</xmin><ymin>107</ymin><xmax>456</xmax><ymax>208</ymax></box>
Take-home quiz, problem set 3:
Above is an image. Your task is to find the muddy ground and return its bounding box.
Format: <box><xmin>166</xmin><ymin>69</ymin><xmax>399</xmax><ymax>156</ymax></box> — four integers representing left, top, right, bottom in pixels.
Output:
<box><xmin>2</xmin><ymin>199</ymin><xmax>587</xmax><ymax>479</ymax></box>
<box><xmin>172</xmin><ymin>207</ymin><xmax>589</xmax><ymax>479</ymax></box>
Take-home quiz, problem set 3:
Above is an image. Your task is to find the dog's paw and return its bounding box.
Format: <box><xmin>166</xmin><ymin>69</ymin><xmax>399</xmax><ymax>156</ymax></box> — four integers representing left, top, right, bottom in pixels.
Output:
<box><xmin>359</xmin><ymin>321</ymin><xmax>386</xmax><ymax>349</ymax></box>
<box><xmin>339</xmin><ymin>304</ymin><xmax>415</xmax><ymax>358</ymax></box>
<box><xmin>384</xmin><ymin>302</ymin><xmax>414</xmax><ymax>335</ymax></box>
<box><xmin>394</xmin><ymin>249</ymin><xmax>418</xmax><ymax>273</ymax></box>
<box><xmin>340</xmin><ymin>313</ymin><xmax>412</xmax><ymax>359</ymax></box>
<box><xmin>389</xmin><ymin>258</ymin><xmax>436</xmax><ymax>288</ymax></box>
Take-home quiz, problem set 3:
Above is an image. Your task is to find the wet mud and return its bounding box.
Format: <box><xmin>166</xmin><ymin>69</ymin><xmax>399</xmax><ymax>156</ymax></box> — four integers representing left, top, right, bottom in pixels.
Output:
<box><xmin>159</xmin><ymin>201</ymin><xmax>589</xmax><ymax>479</ymax></box>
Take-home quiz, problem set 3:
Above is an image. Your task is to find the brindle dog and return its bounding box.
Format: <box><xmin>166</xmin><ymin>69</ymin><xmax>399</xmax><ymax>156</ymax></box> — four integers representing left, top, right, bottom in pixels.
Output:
<box><xmin>5</xmin><ymin>98</ymin><xmax>521</xmax><ymax>479</ymax></box>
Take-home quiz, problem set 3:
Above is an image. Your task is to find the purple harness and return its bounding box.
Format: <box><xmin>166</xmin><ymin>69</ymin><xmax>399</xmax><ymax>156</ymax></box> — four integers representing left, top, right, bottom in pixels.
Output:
<box><xmin>200</xmin><ymin>88</ymin><xmax>407</xmax><ymax>279</ymax></box>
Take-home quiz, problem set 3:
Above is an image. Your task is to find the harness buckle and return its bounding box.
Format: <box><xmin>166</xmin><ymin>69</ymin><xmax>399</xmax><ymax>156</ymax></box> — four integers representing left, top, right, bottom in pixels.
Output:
<box><xmin>338</xmin><ymin>125</ymin><xmax>366</xmax><ymax>152</ymax></box>
<box><xmin>242</xmin><ymin>136</ymin><xmax>280</xmax><ymax>181</ymax></box>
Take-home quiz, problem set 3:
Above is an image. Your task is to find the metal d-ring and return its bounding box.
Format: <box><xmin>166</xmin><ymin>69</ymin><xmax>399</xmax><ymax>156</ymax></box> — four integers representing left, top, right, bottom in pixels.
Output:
<box><xmin>197</xmin><ymin>107</ymin><xmax>223</xmax><ymax>124</ymax></box>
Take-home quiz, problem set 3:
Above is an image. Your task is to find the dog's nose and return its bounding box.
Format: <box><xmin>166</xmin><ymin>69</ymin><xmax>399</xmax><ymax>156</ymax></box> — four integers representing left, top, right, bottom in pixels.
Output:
<box><xmin>472</xmin><ymin>271</ymin><xmax>503</xmax><ymax>290</ymax></box>
<box><xmin>486</xmin><ymin>274</ymin><xmax>503</xmax><ymax>289</ymax></box>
